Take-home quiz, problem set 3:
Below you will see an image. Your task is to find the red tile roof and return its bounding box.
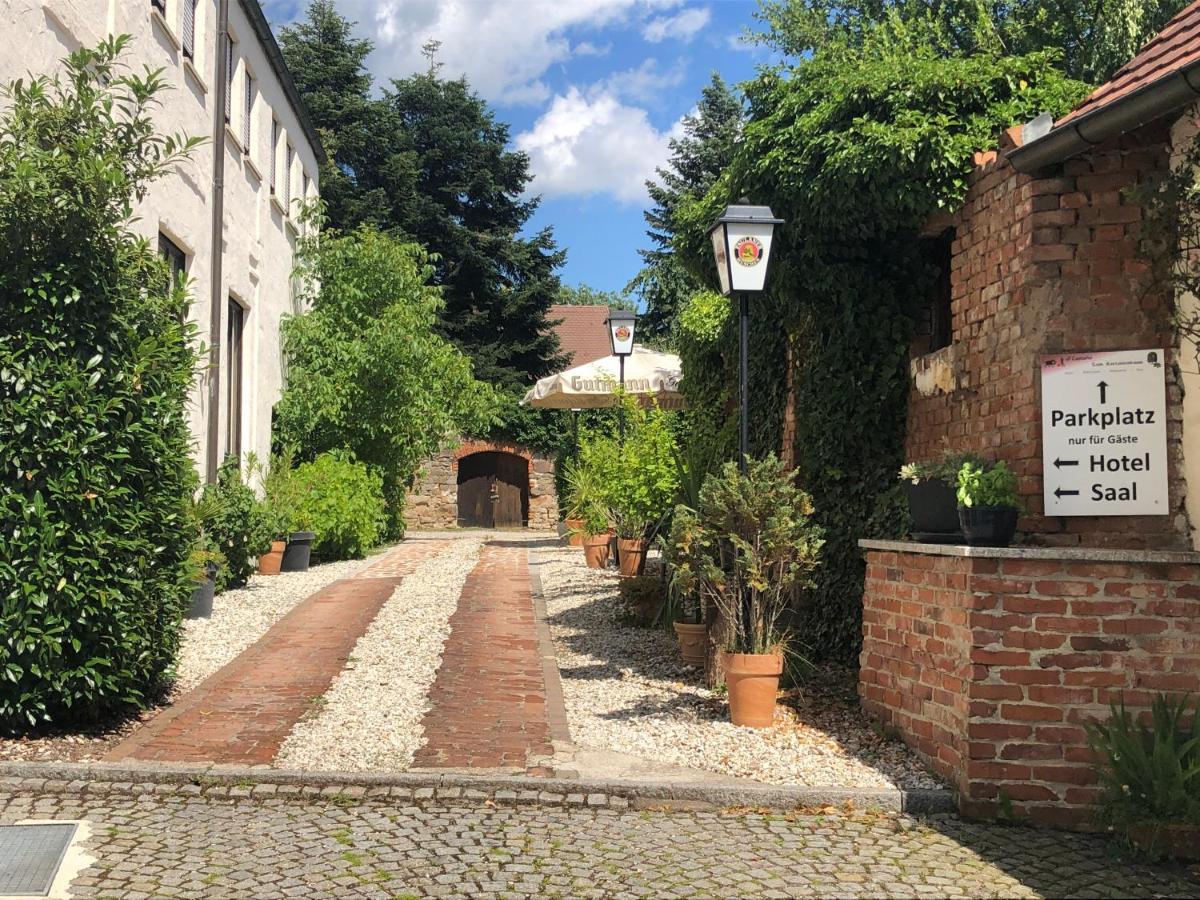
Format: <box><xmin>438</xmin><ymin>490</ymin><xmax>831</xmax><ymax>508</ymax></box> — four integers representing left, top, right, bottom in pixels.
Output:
<box><xmin>1060</xmin><ymin>1</ymin><xmax>1200</xmax><ymax>124</ymax></box>
<box><xmin>547</xmin><ymin>305</ymin><xmax>612</xmax><ymax>367</ymax></box>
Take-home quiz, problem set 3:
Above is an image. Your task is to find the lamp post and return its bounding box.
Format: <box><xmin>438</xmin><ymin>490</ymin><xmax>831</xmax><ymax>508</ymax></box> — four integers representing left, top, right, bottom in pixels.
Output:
<box><xmin>606</xmin><ymin>308</ymin><xmax>636</xmax><ymax>444</ymax></box>
<box><xmin>707</xmin><ymin>200</ymin><xmax>784</xmax><ymax>473</ymax></box>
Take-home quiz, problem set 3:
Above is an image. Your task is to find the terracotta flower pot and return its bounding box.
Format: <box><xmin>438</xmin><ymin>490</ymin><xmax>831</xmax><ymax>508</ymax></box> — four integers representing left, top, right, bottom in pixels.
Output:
<box><xmin>582</xmin><ymin>533</ymin><xmax>611</xmax><ymax>569</ymax></box>
<box><xmin>722</xmin><ymin>651</ymin><xmax>784</xmax><ymax>728</ymax></box>
<box><xmin>258</xmin><ymin>539</ymin><xmax>286</xmax><ymax>576</ymax></box>
<box><xmin>617</xmin><ymin>537</ymin><xmax>649</xmax><ymax>577</ymax></box>
<box><xmin>564</xmin><ymin>518</ymin><xmax>585</xmax><ymax>547</ymax></box>
<box><xmin>673</xmin><ymin>621</ymin><xmax>707</xmax><ymax>666</ymax></box>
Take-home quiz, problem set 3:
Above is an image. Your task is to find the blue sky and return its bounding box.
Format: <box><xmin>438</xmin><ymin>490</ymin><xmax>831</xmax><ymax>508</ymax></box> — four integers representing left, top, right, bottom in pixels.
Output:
<box><xmin>262</xmin><ymin>1</ymin><xmax>774</xmax><ymax>295</ymax></box>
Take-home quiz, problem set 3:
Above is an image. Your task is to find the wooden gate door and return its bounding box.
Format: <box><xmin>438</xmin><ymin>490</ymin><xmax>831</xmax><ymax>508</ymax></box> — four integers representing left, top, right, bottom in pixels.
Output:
<box><xmin>457</xmin><ymin>455</ymin><xmax>494</xmax><ymax>527</ymax></box>
<box><xmin>492</xmin><ymin>454</ymin><xmax>527</xmax><ymax>527</ymax></box>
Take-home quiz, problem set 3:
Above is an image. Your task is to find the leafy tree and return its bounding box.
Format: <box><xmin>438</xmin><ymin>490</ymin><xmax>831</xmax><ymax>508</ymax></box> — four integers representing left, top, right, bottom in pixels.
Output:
<box><xmin>0</xmin><ymin>39</ymin><xmax>201</xmax><ymax>729</ymax></box>
<box><xmin>280</xmin><ymin>5</ymin><xmax>567</xmax><ymax>403</ymax></box>
<box><xmin>557</xmin><ymin>283</ymin><xmax>635</xmax><ymax>311</ymax></box>
<box><xmin>674</xmin><ymin>19</ymin><xmax>1088</xmax><ymax>659</ymax></box>
<box><xmin>274</xmin><ymin>225</ymin><xmax>497</xmax><ymax>537</ymax></box>
<box><xmin>752</xmin><ymin>0</ymin><xmax>1191</xmax><ymax>83</ymax></box>
<box><xmin>630</xmin><ymin>74</ymin><xmax>743</xmax><ymax>340</ymax></box>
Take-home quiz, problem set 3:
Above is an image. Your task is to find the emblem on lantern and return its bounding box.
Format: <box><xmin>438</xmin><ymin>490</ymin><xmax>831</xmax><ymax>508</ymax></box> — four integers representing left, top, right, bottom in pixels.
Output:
<box><xmin>733</xmin><ymin>236</ymin><xmax>764</xmax><ymax>267</ymax></box>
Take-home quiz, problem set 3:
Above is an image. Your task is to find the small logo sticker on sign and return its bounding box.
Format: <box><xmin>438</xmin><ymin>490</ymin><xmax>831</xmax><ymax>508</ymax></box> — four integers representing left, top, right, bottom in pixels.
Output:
<box><xmin>734</xmin><ymin>236</ymin><xmax>763</xmax><ymax>267</ymax></box>
<box><xmin>614</xmin><ymin>325</ymin><xmax>631</xmax><ymax>342</ymax></box>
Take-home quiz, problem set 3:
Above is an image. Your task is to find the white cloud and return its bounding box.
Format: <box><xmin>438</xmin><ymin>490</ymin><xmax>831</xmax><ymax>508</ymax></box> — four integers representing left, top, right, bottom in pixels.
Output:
<box><xmin>335</xmin><ymin>0</ymin><xmax>684</xmax><ymax>105</ymax></box>
<box><xmin>515</xmin><ymin>87</ymin><xmax>685</xmax><ymax>203</ymax></box>
<box><xmin>601</xmin><ymin>58</ymin><xmax>686</xmax><ymax>104</ymax></box>
<box><xmin>642</xmin><ymin>6</ymin><xmax>711</xmax><ymax>43</ymax></box>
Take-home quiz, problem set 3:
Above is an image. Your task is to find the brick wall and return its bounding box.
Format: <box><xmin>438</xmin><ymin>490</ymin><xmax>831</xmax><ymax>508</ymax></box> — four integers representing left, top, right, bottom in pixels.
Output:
<box><xmin>904</xmin><ymin>123</ymin><xmax>1190</xmax><ymax>549</ymax></box>
<box><xmin>860</xmin><ymin>543</ymin><xmax>1200</xmax><ymax>828</ymax></box>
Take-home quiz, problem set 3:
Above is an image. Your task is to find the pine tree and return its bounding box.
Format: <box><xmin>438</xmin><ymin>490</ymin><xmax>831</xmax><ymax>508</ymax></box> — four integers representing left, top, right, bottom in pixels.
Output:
<box><xmin>629</xmin><ymin>74</ymin><xmax>743</xmax><ymax>338</ymax></box>
<box><xmin>279</xmin><ymin>3</ymin><xmax>566</xmax><ymax>395</ymax></box>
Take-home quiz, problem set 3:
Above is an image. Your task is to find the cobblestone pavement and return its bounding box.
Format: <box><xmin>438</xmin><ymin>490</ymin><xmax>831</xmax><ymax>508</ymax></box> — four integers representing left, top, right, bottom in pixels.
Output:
<box><xmin>1</xmin><ymin>786</ymin><xmax>1196</xmax><ymax>898</ymax></box>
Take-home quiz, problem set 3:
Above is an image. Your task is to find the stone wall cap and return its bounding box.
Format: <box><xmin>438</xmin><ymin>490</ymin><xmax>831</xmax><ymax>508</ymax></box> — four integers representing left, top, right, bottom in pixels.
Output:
<box><xmin>858</xmin><ymin>538</ymin><xmax>1200</xmax><ymax>565</ymax></box>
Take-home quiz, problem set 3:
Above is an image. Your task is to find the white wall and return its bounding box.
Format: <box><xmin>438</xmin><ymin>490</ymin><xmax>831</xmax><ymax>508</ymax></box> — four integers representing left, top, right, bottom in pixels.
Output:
<box><xmin>0</xmin><ymin>0</ymin><xmax>320</xmax><ymax>479</ymax></box>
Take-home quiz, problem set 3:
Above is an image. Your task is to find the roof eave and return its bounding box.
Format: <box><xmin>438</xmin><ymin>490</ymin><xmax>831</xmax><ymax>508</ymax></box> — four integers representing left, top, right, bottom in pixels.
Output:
<box><xmin>239</xmin><ymin>0</ymin><xmax>327</xmax><ymax>166</ymax></box>
<box><xmin>1009</xmin><ymin>61</ymin><xmax>1200</xmax><ymax>174</ymax></box>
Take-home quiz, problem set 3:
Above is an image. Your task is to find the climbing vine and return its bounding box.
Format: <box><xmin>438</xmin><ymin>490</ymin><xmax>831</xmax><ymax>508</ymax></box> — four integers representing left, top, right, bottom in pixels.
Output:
<box><xmin>673</xmin><ymin>22</ymin><xmax>1089</xmax><ymax>659</ymax></box>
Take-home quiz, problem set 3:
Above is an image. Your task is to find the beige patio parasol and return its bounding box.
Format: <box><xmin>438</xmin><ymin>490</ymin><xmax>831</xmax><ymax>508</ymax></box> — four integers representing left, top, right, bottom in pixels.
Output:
<box><xmin>522</xmin><ymin>346</ymin><xmax>684</xmax><ymax>410</ymax></box>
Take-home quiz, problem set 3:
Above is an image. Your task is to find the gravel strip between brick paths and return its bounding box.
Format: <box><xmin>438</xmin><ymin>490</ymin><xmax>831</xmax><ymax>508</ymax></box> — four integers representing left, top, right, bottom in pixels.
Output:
<box><xmin>536</xmin><ymin>543</ymin><xmax>941</xmax><ymax>790</ymax></box>
<box><xmin>274</xmin><ymin>534</ymin><xmax>484</xmax><ymax>771</ymax></box>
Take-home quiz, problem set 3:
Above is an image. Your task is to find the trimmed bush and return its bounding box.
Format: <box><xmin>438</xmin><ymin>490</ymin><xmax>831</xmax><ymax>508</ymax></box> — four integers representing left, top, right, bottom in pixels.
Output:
<box><xmin>0</xmin><ymin>40</ymin><xmax>202</xmax><ymax>729</ymax></box>
<box><xmin>292</xmin><ymin>452</ymin><xmax>385</xmax><ymax>560</ymax></box>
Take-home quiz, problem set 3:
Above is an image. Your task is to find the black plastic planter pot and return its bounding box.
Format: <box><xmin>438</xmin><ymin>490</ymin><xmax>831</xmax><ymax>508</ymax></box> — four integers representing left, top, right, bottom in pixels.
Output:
<box><xmin>903</xmin><ymin>478</ymin><xmax>962</xmax><ymax>543</ymax></box>
<box><xmin>958</xmin><ymin>506</ymin><xmax>1018</xmax><ymax>548</ymax></box>
<box><xmin>281</xmin><ymin>532</ymin><xmax>316</xmax><ymax>573</ymax></box>
<box><xmin>186</xmin><ymin>563</ymin><xmax>218</xmax><ymax>619</ymax></box>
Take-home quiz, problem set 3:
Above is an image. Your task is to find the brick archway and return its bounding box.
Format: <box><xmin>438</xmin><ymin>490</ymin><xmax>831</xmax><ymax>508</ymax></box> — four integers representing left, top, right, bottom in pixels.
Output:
<box><xmin>451</xmin><ymin>439</ymin><xmax>534</xmax><ymax>471</ymax></box>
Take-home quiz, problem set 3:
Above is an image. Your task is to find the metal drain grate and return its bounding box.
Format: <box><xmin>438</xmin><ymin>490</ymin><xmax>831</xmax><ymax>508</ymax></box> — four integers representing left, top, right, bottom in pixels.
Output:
<box><xmin>0</xmin><ymin>823</ymin><xmax>78</xmax><ymax>897</ymax></box>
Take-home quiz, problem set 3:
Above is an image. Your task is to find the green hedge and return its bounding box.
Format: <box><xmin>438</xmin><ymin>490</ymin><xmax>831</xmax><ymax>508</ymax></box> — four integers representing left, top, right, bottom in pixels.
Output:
<box><xmin>0</xmin><ymin>40</ymin><xmax>202</xmax><ymax>729</ymax></box>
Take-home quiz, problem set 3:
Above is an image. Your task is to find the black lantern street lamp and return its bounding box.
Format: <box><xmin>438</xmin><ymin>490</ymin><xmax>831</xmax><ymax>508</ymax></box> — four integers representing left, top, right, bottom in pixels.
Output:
<box><xmin>606</xmin><ymin>308</ymin><xmax>636</xmax><ymax>444</ymax></box>
<box><xmin>707</xmin><ymin>200</ymin><xmax>784</xmax><ymax>473</ymax></box>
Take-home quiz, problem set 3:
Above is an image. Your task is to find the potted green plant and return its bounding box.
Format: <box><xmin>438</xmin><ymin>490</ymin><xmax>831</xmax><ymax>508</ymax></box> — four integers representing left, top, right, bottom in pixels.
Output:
<box><xmin>669</xmin><ymin>455</ymin><xmax>823</xmax><ymax>728</ymax></box>
<box><xmin>580</xmin><ymin>504</ymin><xmax>613</xmax><ymax>569</ymax></box>
<box><xmin>561</xmin><ymin>458</ymin><xmax>601</xmax><ymax>548</ymax></box>
<box><xmin>600</xmin><ymin>398</ymin><xmax>679</xmax><ymax>577</ymax></box>
<box><xmin>661</xmin><ymin>443</ymin><xmax>717</xmax><ymax>666</ymax></box>
<box><xmin>956</xmin><ymin>460</ymin><xmax>1020</xmax><ymax>547</ymax></box>
<box><xmin>259</xmin><ymin>451</ymin><xmax>318</xmax><ymax>572</ymax></box>
<box><xmin>185</xmin><ymin>491</ymin><xmax>228</xmax><ymax>618</ymax></box>
<box><xmin>899</xmin><ymin>452</ymin><xmax>983</xmax><ymax>542</ymax></box>
<box><xmin>1086</xmin><ymin>693</ymin><xmax>1200</xmax><ymax>861</ymax></box>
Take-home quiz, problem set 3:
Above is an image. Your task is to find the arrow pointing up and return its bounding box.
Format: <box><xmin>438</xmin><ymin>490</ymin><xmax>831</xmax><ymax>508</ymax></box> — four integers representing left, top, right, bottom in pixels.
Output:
<box><xmin>1098</xmin><ymin>380</ymin><xmax>1108</xmax><ymax>404</ymax></box>
<box><xmin>1054</xmin><ymin>458</ymin><xmax>1079</xmax><ymax>468</ymax></box>
<box><xmin>1055</xmin><ymin>487</ymin><xmax>1080</xmax><ymax>498</ymax></box>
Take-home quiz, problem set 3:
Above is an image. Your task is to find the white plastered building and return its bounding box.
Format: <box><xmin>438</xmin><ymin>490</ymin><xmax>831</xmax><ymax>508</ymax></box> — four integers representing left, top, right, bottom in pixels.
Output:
<box><xmin>0</xmin><ymin>0</ymin><xmax>323</xmax><ymax>481</ymax></box>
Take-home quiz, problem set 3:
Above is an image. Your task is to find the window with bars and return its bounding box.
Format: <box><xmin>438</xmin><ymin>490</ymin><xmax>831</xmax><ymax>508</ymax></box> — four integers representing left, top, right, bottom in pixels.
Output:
<box><xmin>224</xmin><ymin>37</ymin><xmax>235</xmax><ymax>124</ymax></box>
<box><xmin>181</xmin><ymin>0</ymin><xmax>197</xmax><ymax>60</ymax></box>
<box><xmin>243</xmin><ymin>71</ymin><xmax>253</xmax><ymax>151</ymax></box>
<box><xmin>225</xmin><ymin>298</ymin><xmax>244</xmax><ymax>460</ymax></box>
<box><xmin>270</xmin><ymin>119</ymin><xmax>278</xmax><ymax>194</ymax></box>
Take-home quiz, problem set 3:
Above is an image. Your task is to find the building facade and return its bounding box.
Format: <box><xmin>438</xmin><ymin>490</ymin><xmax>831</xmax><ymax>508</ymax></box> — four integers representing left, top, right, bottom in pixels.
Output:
<box><xmin>1</xmin><ymin>0</ymin><xmax>323</xmax><ymax>480</ymax></box>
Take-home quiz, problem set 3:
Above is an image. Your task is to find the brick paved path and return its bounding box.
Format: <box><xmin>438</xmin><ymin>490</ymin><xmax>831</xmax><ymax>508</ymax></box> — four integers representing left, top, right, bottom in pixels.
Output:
<box><xmin>412</xmin><ymin>541</ymin><xmax>555</xmax><ymax>771</ymax></box>
<box><xmin>2</xmin><ymin>784</ymin><xmax>1196</xmax><ymax>898</ymax></box>
<box><xmin>107</xmin><ymin>540</ymin><xmax>448</xmax><ymax>765</ymax></box>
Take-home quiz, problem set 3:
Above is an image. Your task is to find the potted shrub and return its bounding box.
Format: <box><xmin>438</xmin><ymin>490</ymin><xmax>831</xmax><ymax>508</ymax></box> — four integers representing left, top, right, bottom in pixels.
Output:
<box><xmin>598</xmin><ymin>398</ymin><xmax>679</xmax><ymax>577</ymax></box>
<box><xmin>1086</xmin><ymin>693</ymin><xmax>1200</xmax><ymax>861</ymax></box>
<box><xmin>956</xmin><ymin>460</ymin><xmax>1020</xmax><ymax>547</ymax></box>
<box><xmin>661</xmin><ymin>443</ymin><xmax>717</xmax><ymax>667</ymax></box>
<box><xmin>580</xmin><ymin>505</ymin><xmax>613</xmax><ymax>569</ymax></box>
<box><xmin>668</xmin><ymin>455</ymin><xmax>823</xmax><ymax>728</ymax></box>
<box><xmin>898</xmin><ymin>452</ymin><xmax>982</xmax><ymax>542</ymax></box>
<box><xmin>561</xmin><ymin>459</ymin><xmax>602</xmax><ymax>548</ymax></box>
<box><xmin>200</xmin><ymin>456</ymin><xmax>262</xmax><ymax>591</ymax></box>
<box><xmin>258</xmin><ymin>451</ymin><xmax>317</xmax><ymax>572</ymax></box>
<box><xmin>186</xmin><ymin>550</ymin><xmax>224</xmax><ymax>619</ymax></box>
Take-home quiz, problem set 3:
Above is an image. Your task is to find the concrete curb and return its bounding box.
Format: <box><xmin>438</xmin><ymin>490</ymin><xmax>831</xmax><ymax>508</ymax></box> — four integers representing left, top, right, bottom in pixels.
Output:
<box><xmin>0</xmin><ymin>761</ymin><xmax>955</xmax><ymax>815</ymax></box>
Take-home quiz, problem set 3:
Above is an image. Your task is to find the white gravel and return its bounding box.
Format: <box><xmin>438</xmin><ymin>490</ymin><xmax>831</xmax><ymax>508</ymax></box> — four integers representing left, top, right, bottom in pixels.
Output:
<box><xmin>274</xmin><ymin>534</ymin><xmax>484</xmax><ymax>771</ymax></box>
<box><xmin>535</xmin><ymin>544</ymin><xmax>942</xmax><ymax>790</ymax></box>
<box><xmin>173</xmin><ymin>555</ymin><xmax>380</xmax><ymax>695</ymax></box>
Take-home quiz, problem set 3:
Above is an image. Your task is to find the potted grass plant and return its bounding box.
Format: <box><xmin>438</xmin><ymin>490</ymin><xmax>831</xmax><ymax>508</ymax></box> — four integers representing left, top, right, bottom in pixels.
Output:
<box><xmin>668</xmin><ymin>455</ymin><xmax>823</xmax><ymax>728</ymax></box>
<box><xmin>1086</xmin><ymin>693</ymin><xmax>1200</xmax><ymax>861</ymax></box>
<box><xmin>562</xmin><ymin>458</ymin><xmax>603</xmax><ymax>548</ymax></box>
<box><xmin>956</xmin><ymin>460</ymin><xmax>1020</xmax><ymax>547</ymax></box>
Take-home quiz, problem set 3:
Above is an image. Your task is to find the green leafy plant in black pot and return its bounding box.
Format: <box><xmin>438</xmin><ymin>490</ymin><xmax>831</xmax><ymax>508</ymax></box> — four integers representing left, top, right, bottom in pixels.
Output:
<box><xmin>899</xmin><ymin>452</ymin><xmax>985</xmax><ymax>543</ymax></box>
<box><xmin>185</xmin><ymin>492</ymin><xmax>228</xmax><ymax>619</ymax></box>
<box><xmin>956</xmin><ymin>460</ymin><xmax>1020</xmax><ymax>547</ymax></box>
<box><xmin>1086</xmin><ymin>693</ymin><xmax>1200</xmax><ymax>861</ymax></box>
<box><xmin>257</xmin><ymin>450</ymin><xmax>317</xmax><ymax>572</ymax></box>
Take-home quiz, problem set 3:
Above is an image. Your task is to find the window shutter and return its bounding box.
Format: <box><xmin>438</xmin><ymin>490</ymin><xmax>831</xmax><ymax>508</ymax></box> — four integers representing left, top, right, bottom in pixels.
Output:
<box><xmin>270</xmin><ymin>120</ymin><xmax>277</xmax><ymax>194</ymax></box>
<box><xmin>181</xmin><ymin>0</ymin><xmax>196</xmax><ymax>59</ymax></box>
<box><xmin>243</xmin><ymin>74</ymin><xmax>253</xmax><ymax>150</ymax></box>
<box><xmin>224</xmin><ymin>39</ymin><xmax>234</xmax><ymax>124</ymax></box>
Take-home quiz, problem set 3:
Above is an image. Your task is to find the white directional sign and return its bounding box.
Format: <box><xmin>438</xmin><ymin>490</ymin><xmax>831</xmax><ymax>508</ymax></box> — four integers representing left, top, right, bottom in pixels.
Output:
<box><xmin>1040</xmin><ymin>350</ymin><xmax>1168</xmax><ymax>516</ymax></box>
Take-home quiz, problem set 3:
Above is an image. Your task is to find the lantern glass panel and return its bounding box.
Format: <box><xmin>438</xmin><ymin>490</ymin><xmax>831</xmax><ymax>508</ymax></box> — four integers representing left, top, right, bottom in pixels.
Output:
<box><xmin>723</xmin><ymin>222</ymin><xmax>775</xmax><ymax>293</ymax></box>
<box><xmin>710</xmin><ymin>225</ymin><xmax>731</xmax><ymax>296</ymax></box>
